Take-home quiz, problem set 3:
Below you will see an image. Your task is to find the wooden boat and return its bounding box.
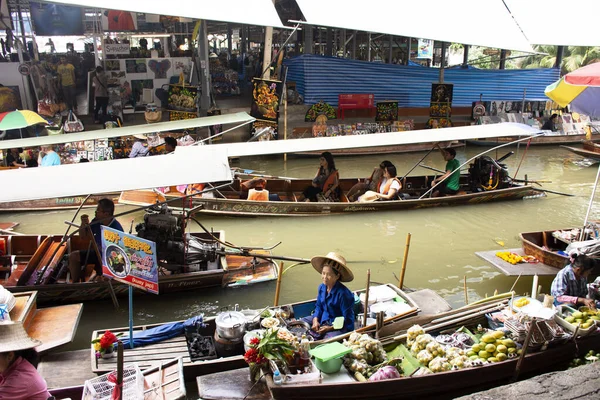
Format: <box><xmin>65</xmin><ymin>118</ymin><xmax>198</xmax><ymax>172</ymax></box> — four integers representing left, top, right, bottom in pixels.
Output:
<box><xmin>263</xmin><ymin>333</ymin><xmax>599</xmax><ymax>400</ymax></box>
<box><xmin>466</xmin><ymin>133</ymin><xmax>598</xmax><ymax>146</ymax></box>
<box><xmin>90</xmin><ymin>284</ymin><xmax>421</xmax><ymax>379</ymax></box>
<box><xmin>0</xmin><ymin>193</ymin><xmax>120</xmax><ymax>212</ymax></box>
<box><xmin>0</xmin><ymin>221</ymin><xmax>18</xmax><ymax>231</ymax></box>
<box><xmin>519</xmin><ymin>226</ymin><xmax>599</xmax><ymax>269</ymax></box>
<box><xmin>120</xmin><ymin>174</ymin><xmax>539</xmax><ymax>217</ymax></box>
<box><xmin>8</xmin><ymin>290</ymin><xmax>83</xmax><ymax>354</ymax></box>
<box><xmin>292</xmin><ymin>140</ymin><xmax>465</xmax><ymax>157</ymax></box>
<box><xmin>49</xmin><ymin>357</ymin><xmax>186</xmax><ymax>400</ymax></box>
<box><xmin>561</xmin><ymin>140</ymin><xmax>600</xmax><ymax>161</ymax></box>
<box><xmin>1</xmin><ymin>231</ymin><xmax>278</xmax><ymax>304</ymax></box>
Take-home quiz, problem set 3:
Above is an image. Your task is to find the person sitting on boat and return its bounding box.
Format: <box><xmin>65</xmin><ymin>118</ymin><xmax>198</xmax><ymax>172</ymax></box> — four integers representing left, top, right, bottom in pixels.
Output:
<box><xmin>164</xmin><ymin>136</ymin><xmax>177</xmax><ymax>153</ymax></box>
<box><xmin>129</xmin><ymin>135</ymin><xmax>150</xmax><ymax>157</ymax></box>
<box><xmin>301</xmin><ymin>252</ymin><xmax>355</xmax><ymax>339</ymax></box>
<box><xmin>240</xmin><ymin>177</ymin><xmax>281</xmax><ymax>201</ymax></box>
<box><xmin>551</xmin><ymin>252</ymin><xmax>598</xmax><ymax>309</ymax></box>
<box><xmin>38</xmin><ymin>145</ymin><xmax>61</xmax><ymax>167</ymax></box>
<box><xmin>4</xmin><ymin>148</ymin><xmax>26</xmax><ymax>168</ymax></box>
<box><xmin>374</xmin><ymin>164</ymin><xmax>402</xmax><ymax>201</ymax></box>
<box><xmin>346</xmin><ymin>160</ymin><xmax>392</xmax><ymax>202</ymax></box>
<box><xmin>68</xmin><ymin>198</ymin><xmax>124</xmax><ymax>282</ymax></box>
<box><xmin>431</xmin><ymin>146</ymin><xmax>460</xmax><ymax>197</ymax></box>
<box><xmin>302</xmin><ymin>152</ymin><xmax>340</xmax><ymax>202</ymax></box>
<box><xmin>0</xmin><ymin>321</ymin><xmax>51</xmax><ymax>400</ymax></box>
<box><xmin>541</xmin><ymin>113</ymin><xmax>558</xmax><ymax>132</ymax></box>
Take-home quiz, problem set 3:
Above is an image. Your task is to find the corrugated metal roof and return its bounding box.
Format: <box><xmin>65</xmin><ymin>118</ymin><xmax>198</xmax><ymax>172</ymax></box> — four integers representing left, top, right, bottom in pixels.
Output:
<box><xmin>284</xmin><ymin>55</ymin><xmax>559</xmax><ymax>107</ymax></box>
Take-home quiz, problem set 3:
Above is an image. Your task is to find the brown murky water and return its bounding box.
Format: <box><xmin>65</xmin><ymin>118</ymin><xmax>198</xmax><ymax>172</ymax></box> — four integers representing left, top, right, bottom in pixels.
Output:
<box><xmin>4</xmin><ymin>144</ymin><xmax>598</xmax><ymax>348</ymax></box>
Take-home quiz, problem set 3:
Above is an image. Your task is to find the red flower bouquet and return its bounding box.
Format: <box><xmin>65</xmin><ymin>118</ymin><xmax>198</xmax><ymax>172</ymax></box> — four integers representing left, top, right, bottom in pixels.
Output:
<box><xmin>92</xmin><ymin>330</ymin><xmax>121</xmax><ymax>358</ymax></box>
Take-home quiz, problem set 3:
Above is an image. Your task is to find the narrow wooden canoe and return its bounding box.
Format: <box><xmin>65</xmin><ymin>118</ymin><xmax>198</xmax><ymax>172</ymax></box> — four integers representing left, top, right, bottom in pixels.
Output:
<box><xmin>0</xmin><ymin>221</ymin><xmax>19</xmax><ymax>231</ymax></box>
<box><xmin>293</xmin><ymin>140</ymin><xmax>465</xmax><ymax>157</ymax></box>
<box><xmin>120</xmin><ymin>176</ymin><xmax>539</xmax><ymax>217</ymax></box>
<box><xmin>519</xmin><ymin>229</ymin><xmax>571</xmax><ymax>269</ymax></box>
<box><xmin>265</xmin><ymin>333</ymin><xmax>599</xmax><ymax>400</ymax></box>
<box><xmin>90</xmin><ymin>284</ymin><xmax>420</xmax><ymax>379</ymax></box>
<box><xmin>467</xmin><ymin>133</ymin><xmax>597</xmax><ymax>146</ymax></box>
<box><xmin>49</xmin><ymin>357</ymin><xmax>186</xmax><ymax>400</ymax></box>
<box><xmin>0</xmin><ymin>193</ymin><xmax>121</xmax><ymax>212</ymax></box>
<box><xmin>8</xmin><ymin>291</ymin><xmax>83</xmax><ymax>354</ymax></box>
<box><xmin>1</xmin><ymin>231</ymin><xmax>278</xmax><ymax>304</ymax></box>
<box><xmin>561</xmin><ymin>141</ymin><xmax>600</xmax><ymax>161</ymax></box>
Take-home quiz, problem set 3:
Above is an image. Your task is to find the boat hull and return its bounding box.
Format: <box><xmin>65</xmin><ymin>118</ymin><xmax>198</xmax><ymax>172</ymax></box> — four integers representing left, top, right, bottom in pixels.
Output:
<box><xmin>519</xmin><ymin>230</ymin><xmax>570</xmax><ymax>269</ymax></box>
<box><xmin>0</xmin><ymin>193</ymin><xmax>120</xmax><ymax>212</ymax></box>
<box><xmin>467</xmin><ymin>133</ymin><xmax>596</xmax><ymax>146</ymax></box>
<box><xmin>561</xmin><ymin>145</ymin><xmax>600</xmax><ymax>161</ymax></box>
<box><xmin>293</xmin><ymin>141</ymin><xmax>464</xmax><ymax>157</ymax></box>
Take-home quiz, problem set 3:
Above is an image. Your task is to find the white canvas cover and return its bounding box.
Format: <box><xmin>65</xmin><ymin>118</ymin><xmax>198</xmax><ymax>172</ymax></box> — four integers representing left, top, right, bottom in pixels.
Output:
<box><xmin>296</xmin><ymin>0</ymin><xmax>534</xmax><ymax>53</ymax></box>
<box><xmin>0</xmin><ymin>149</ymin><xmax>232</xmax><ymax>203</ymax></box>
<box><xmin>196</xmin><ymin>122</ymin><xmax>541</xmax><ymax>158</ymax></box>
<box><xmin>45</xmin><ymin>0</ymin><xmax>284</xmax><ymax>28</ymax></box>
<box><xmin>504</xmin><ymin>0</ymin><xmax>600</xmax><ymax>46</ymax></box>
<box><xmin>0</xmin><ymin>112</ymin><xmax>254</xmax><ymax>150</ymax></box>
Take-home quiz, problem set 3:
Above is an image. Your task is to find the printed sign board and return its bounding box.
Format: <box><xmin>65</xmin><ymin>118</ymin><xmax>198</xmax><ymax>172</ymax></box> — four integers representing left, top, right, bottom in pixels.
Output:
<box><xmin>104</xmin><ymin>43</ymin><xmax>131</xmax><ymax>55</ymax></box>
<box><xmin>101</xmin><ymin>227</ymin><xmax>159</xmax><ymax>294</ymax></box>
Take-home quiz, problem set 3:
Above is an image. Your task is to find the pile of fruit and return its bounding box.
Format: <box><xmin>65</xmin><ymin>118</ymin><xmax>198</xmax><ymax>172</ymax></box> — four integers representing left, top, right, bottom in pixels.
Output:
<box><xmin>407</xmin><ymin>325</ymin><xmax>469</xmax><ymax>372</ymax></box>
<box><xmin>569</xmin><ymin>350</ymin><xmax>599</xmax><ymax>368</ymax></box>
<box><xmin>561</xmin><ymin>307</ymin><xmax>600</xmax><ymax>330</ymax></box>
<box><xmin>513</xmin><ymin>297</ymin><xmax>530</xmax><ymax>308</ymax></box>
<box><xmin>495</xmin><ymin>252</ymin><xmax>537</xmax><ymax>265</ymax></box>
<box><xmin>343</xmin><ymin>333</ymin><xmax>389</xmax><ymax>376</ymax></box>
<box><xmin>466</xmin><ymin>330</ymin><xmax>521</xmax><ymax>363</ymax></box>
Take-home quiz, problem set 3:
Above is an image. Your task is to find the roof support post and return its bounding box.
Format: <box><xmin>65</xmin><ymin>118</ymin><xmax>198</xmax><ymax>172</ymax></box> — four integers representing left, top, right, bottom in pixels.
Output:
<box><xmin>388</xmin><ymin>35</ymin><xmax>393</xmax><ymax>63</ymax></box>
<box><xmin>196</xmin><ymin>20</ymin><xmax>211</xmax><ymax>114</ymax></box>
<box><xmin>462</xmin><ymin>44</ymin><xmax>469</xmax><ymax>67</ymax></box>
<box><xmin>303</xmin><ymin>24</ymin><xmax>313</xmax><ymax>54</ymax></box>
<box><xmin>325</xmin><ymin>27</ymin><xmax>333</xmax><ymax>56</ymax></box>
<box><xmin>499</xmin><ymin>49</ymin><xmax>507</xmax><ymax>69</ymax></box>
<box><xmin>439</xmin><ymin>41</ymin><xmax>447</xmax><ymax>83</ymax></box>
<box><xmin>367</xmin><ymin>32</ymin><xmax>371</xmax><ymax>62</ymax></box>
<box><xmin>340</xmin><ymin>29</ymin><xmax>346</xmax><ymax>57</ymax></box>
<box><xmin>351</xmin><ymin>30</ymin><xmax>357</xmax><ymax>59</ymax></box>
<box><xmin>555</xmin><ymin>46</ymin><xmax>564</xmax><ymax>70</ymax></box>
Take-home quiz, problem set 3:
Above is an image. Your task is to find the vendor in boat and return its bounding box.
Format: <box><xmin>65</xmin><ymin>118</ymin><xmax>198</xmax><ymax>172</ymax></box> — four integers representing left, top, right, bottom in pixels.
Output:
<box><xmin>301</xmin><ymin>252</ymin><xmax>355</xmax><ymax>339</ymax></box>
<box><xmin>551</xmin><ymin>252</ymin><xmax>598</xmax><ymax>308</ymax></box>
<box><xmin>0</xmin><ymin>322</ymin><xmax>51</xmax><ymax>400</ymax></box>
<box><xmin>431</xmin><ymin>146</ymin><xmax>460</xmax><ymax>197</ymax></box>
<box><xmin>541</xmin><ymin>113</ymin><xmax>558</xmax><ymax>132</ymax></box>
<box><xmin>129</xmin><ymin>135</ymin><xmax>150</xmax><ymax>157</ymax></box>
<box><xmin>68</xmin><ymin>198</ymin><xmax>124</xmax><ymax>282</ymax></box>
<box><xmin>346</xmin><ymin>160</ymin><xmax>392</xmax><ymax>202</ymax></box>
<box><xmin>302</xmin><ymin>152</ymin><xmax>340</xmax><ymax>202</ymax></box>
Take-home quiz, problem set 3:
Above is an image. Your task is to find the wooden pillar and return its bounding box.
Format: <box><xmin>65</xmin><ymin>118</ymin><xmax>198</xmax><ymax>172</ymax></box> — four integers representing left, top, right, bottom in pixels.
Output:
<box><xmin>439</xmin><ymin>42</ymin><xmax>447</xmax><ymax>83</ymax></box>
<box><xmin>325</xmin><ymin>28</ymin><xmax>333</xmax><ymax>56</ymax></box>
<box><xmin>227</xmin><ymin>24</ymin><xmax>233</xmax><ymax>60</ymax></box>
<box><xmin>405</xmin><ymin>38</ymin><xmax>411</xmax><ymax>65</ymax></box>
<box><xmin>555</xmin><ymin>46</ymin><xmax>564</xmax><ymax>70</ymax></box>
<box><xmin>262</xmin><ymin>25</ymin><xmax>273</xmax><ymax>78</ymax></box>
<box><xmin>499</xmin><ymin>49</ymin><xmax>507</xmax><ymax>69</ymax></box>
<box><xmin>462</xmin><ymin>44</ymin><xmax>469</xmax><ymax>66</ymax></box>
<box><xmin>303</xmin><ymin>24</ymin><xmax>313</xmax><ymax>54</ymax></box>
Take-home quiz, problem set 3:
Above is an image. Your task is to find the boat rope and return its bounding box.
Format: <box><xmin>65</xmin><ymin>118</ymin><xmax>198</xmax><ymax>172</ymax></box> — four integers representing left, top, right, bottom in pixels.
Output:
<box><xmin>513</xmin><ymin>137</ymin><xmax>532</xmax><ymax>180</ymax></box>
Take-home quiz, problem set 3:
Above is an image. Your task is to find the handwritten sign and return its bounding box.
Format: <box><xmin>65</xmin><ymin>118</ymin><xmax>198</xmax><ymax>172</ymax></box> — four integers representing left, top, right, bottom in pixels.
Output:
<box><xmin>104</xmin><ymin>43</ymin><xmax>131</xmax><ymax>55</ymax></box>
<box><xmin>101</xmin><ymin>226</ymin><xmax>159</xmax><ymax>294</ymax></box>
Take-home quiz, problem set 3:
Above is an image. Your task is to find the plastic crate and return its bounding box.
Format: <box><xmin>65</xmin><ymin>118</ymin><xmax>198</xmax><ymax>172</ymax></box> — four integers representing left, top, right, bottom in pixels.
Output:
<box><xmin>82</xmin><ymin>363</ymin><xmax>144</xmax><ymax>400</ymax></box>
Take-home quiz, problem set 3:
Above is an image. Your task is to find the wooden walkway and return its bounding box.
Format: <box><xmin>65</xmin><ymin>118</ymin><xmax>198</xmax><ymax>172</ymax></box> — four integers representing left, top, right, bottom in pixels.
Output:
<box><xmin>475</xmin><ymin>248</ymin><xmax>560</xmax><ymax>276</ymax></box>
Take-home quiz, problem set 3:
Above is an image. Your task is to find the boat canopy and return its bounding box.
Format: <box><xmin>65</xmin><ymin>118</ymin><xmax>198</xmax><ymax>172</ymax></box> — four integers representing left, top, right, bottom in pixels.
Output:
<box><xmin>0</xmin><ymin>112</ymin><xmax>254</xmax><ymax>151</ymax></box>
<box><xmin>0</xmin><ymin>148</ymin><xmax>231</xmax><ymax>203</ymax></box>
<box><xmin>195</xmin><ymin>122</ymin><xmax>542</xmax><ymax>158</ymax></box>
<box><xmin>296</xmin><ymin>0</ymin><xmax>534</xmax><ymax>53</ymax></box>
<box><xmin>45</xmin><ymin>0</ymin><xmax>285</xmax><ymax>28</ymax></box>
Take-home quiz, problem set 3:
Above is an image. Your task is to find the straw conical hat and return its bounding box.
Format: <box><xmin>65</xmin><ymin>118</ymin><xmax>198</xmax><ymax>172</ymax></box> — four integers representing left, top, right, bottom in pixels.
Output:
<box><xmin>0</xmin><ymin>321</ymin><xmax>42</xmax><ymax>352</ymax></box>
<box><xmin>311</xmin><ymin>252</ymin><xmax>354</xmax><ymax>282</ymax></box>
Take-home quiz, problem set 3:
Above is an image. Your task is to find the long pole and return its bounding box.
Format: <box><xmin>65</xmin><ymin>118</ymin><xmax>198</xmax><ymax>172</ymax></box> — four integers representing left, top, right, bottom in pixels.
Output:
<box><xmin>580</xmin><ymin>163</ymin><xmax>600</xmax><ymax>240</ymax></box>
<box><xmin>512</xmin><ymin>317</ymin><xmax>536</xmax><ymax>382</ymax></box>
<box><xmin>274</xmin><ymin>262</ymin><xmax>284</xmax><ymax>306</ymax></box>
<box><xmin>362</xmin><ymin>269</ymin><xmax>371</xmax><ymax>328</ymax></box>
<box><xmin>463</xmin><ymin>276</ymin><xmax>468</xmax><ymax>305</ymax></box>
<box><xmin>128</xmin><ymin>286</ymin><xmax>134</xmax><ymax>349</ymax></box>
<box><xmin>398</xmin><ymin>233</ymin><xmax>411</xmax><ymax>289</ymax></box>
<box><xmin>117</xmin><ymin>341</ymin><xmax>124</xmax><ymax>400</ymax></box>
<box><xmin>283</xmin><ymin>85</ymin><xmax>288</xmax><ymax>162</ymax></box>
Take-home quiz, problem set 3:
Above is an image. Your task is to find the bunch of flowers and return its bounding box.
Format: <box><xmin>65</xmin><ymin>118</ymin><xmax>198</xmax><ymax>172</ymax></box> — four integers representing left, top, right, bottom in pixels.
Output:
<box><xmin>244</xmin><ymin>329</ymin><xmax>296</xmax><ymax>382</ymax></box>
<box><xmin>92</xmin><ymin>330</ymin><xmax>120</xmax><ymax>358</ymax></box>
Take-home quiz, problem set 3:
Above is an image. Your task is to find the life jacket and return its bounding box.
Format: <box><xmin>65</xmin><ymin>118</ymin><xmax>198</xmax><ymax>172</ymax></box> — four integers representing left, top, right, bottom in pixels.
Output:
<box><xmin>378</xmin><ymin>177</ymin><xmax>401</xmax><ymax>196</ymax></box>
<box><xmin>248</xmin><ymin>188</ymin><xmax>269</xmax><ymax>201</ymax></box>
<box><xmin>319</xmin><ymin>168</ymin><xmax>339</xmax><ymax>192</ymax></box>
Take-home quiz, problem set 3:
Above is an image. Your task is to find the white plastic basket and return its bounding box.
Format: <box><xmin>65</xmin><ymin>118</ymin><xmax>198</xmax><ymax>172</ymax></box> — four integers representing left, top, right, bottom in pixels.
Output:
<box><xmin>82</xmin><ymin>363</ymin><xmax>144</xmax><ymax>400</ymax></box>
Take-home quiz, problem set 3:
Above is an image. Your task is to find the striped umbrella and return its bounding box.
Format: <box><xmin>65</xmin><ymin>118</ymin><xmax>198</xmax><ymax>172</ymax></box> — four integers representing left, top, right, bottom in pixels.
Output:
<box><xmin>545</xmin><ymin>62</ymin><xmax>600</xmax><ymax>117</ymax></box>
<box><xmin>0</xmin><ymin>110</ymin><xmax>48</xmax><ymax>131</ymax></box>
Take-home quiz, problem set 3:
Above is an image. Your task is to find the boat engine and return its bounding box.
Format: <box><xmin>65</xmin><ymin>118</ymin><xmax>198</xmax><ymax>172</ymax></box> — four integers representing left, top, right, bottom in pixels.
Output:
<box><xmin>135</xmin><ymin>204</ymin><xmax>222</xmax><ymax>272</ymax></box>
<box><xmin>468</xmin><ymin>153</ymin><xmax>512</xmax><ymax>191</ymax></box>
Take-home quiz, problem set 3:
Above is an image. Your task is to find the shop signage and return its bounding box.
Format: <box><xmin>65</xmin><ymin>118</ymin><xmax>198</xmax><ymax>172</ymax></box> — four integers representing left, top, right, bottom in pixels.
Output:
<box><xmin>101</xmin><ymin>226</ymin><xmax>159</xmax><ymax>294</ymax></box>
<box><xmin>105</xmin><ymin>43</ymin><xmax>131</xmax><ymax>55</ymax></box>
<box><xmin>417</xmin><ymin>39</ymin><xmax>434</xmax><ymax>59</ymax></box>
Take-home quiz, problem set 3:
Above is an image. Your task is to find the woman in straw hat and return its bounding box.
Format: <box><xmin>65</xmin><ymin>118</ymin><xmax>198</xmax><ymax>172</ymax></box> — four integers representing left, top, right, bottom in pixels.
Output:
<box><xmin>0</xmin><ymin>322</ymin><xmax>50</xmax><ymax>399</ymax></box>
<box><xmin>300</xmin><ymin>252</ymin><xmax>355</xmax><ymax>339</ymax></box>
<box><xmin>129</xmin><ymin>135</ymin><xmax>150</xmax><ymax>158</ymax></box>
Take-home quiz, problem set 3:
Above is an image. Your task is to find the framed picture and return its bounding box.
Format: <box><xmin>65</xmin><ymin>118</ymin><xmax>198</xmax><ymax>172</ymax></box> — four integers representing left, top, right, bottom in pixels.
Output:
<box><xmin>105</xmin><ymin>60</ymin><xmax>121</xmax><ymax>71</ymax></box>
<box><xmin>84</xmin><ymin>140</ymin><xmax>95</xmax><ymax>151</ymax></box>
<box><xmin>126</xmin><ymin>59</ymin><xmax>147</xmax><ymax>74</ymax></box>
<box><xmin>104</xmin><ymin>147</ymin><xmax>114</xmax><ymax>160</ymax></box>
<box><xmin>96</xmin><ymin>139</ymin><xmax>108</xmax><ymax>148</ymax></box>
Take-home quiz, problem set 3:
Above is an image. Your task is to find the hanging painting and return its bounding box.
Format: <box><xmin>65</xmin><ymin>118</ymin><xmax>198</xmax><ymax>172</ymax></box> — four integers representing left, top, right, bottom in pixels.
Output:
<box><xmin>148</xmin><ymin>59</ymin><xmax>171</xmax><ymax>79</ymax></box>
<box><xmin>250</xmin><ymin>78</ymin><xmax>283</xmax><ymax>123</ymax></box>
<box><xmin>305</xmin><ymin>101</ymin><xmax>337</xmax><ymax>122</ymax></box>
<box><xmin>375</xmin><ymin>101</ymin><xmax>398</xmax><ymax>122</ymax></box>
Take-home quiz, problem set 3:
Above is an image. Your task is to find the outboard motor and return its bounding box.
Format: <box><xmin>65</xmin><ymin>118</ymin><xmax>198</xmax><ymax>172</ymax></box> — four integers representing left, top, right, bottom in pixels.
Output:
<box><xmin>468</xmin><ymin>152</ymin><xmax>513</xmax><ymax>191</ymax></box>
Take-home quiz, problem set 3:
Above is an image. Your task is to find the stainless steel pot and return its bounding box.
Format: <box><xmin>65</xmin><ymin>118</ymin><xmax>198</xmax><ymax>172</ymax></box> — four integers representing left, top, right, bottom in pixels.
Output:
<box><xmin>215</xmin><ymin>307</ymin><xmax>247</xmax><ymax>340</ymax></box>
<box><xmin>241</xmin><ymin>309</ymin><xmax>261</xmax><ymax>331</ymax></box>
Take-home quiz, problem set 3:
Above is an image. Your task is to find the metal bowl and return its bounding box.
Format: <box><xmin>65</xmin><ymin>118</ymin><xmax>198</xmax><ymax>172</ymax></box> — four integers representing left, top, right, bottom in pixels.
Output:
<box><xmin>286</xmin><ymin>320</ymin><xmax>311</xmax><ymax>339</ymax></box>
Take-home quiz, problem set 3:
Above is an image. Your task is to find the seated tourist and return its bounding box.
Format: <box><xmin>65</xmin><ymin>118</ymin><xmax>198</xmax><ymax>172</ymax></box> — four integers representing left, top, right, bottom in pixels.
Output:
<box><xmin>346</xmin><ymin>160</ymin><xmax>392</xmax><ymax>202</ymax></box>
<box><xmin>375</xmin><ymin>164</ymin><xmax>402</xmax><ymax>200</ymax></box>
<box><xmin>240</xmin><ymin>178</ymin><xmax>280</xmax><ymax>201</ymax></box>
<box><xmin>302</xmin><ymin>152</ymin><xmax>340</xmax><ymax>202</ymax></box>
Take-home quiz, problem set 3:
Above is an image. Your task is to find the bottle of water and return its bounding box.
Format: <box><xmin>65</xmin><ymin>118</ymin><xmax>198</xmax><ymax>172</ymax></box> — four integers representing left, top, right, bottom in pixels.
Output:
<box><xmin>299</xmin><ymin>334</ymin><xmax>311</xmax><ymax>373</ymax></box>
<box><xmin>273</xmin><ymin>370</ymin><xmax>283</xmax><ymax>385</ymax></box>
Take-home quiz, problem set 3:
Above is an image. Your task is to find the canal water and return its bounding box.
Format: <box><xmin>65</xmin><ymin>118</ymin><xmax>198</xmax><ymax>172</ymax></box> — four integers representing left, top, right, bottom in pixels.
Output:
<box><xmin>4</xmin><ymin>144</ymin><xmax>598</xmax><ymax>349</ymax></box>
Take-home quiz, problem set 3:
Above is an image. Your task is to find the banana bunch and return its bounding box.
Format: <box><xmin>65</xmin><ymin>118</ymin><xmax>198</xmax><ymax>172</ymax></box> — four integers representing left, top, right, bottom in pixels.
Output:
<box><xmin>495</xmin><ymin>251</ymin><xmax>523</xmax><ymax>265</ymax></box>
<box><xmin>513</xmin><ymin>297</ymin><xmax>530</xmax><ymax>308</ymax></box>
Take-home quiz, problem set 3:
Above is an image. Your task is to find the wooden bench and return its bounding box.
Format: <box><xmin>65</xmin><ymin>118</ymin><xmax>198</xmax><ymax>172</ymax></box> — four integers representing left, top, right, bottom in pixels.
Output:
<box><xmin>338</xmin><ymin>94</ymin><xmax>375</xmax><ymax>119</ymax></box>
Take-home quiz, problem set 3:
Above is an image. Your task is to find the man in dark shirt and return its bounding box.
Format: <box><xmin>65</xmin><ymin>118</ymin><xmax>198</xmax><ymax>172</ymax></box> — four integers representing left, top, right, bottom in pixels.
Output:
<box><xmin>5</xmin><ymin>148</ymin><xmax>25</xmax><ymax>167</ymax></box>
<box><xmin>68</xmin><ymin>198</ymin><xmax>123</xmax><ymax>282</ymax></box>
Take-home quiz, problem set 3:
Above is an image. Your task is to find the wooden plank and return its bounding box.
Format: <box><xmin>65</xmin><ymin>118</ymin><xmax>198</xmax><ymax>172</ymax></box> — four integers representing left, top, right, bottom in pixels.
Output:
<box><xmin>39</xmin><ymin>349</ymin><xmax>97</xmax><ymax>389</ymax></box>
<box><xmin>475</xmin><ymin>248</ymin><xmax>559</xmax><ymax>276</ymax></box>
<box><xmin>29</xmin><ymin>303</ymin><xmax>83</xmax><ymax>354</ymax></box>
<box><xmin>406</xmin><ymin>289</ymin><xmax>452</xmax><ymax>316</ymax></box>
<box><xmin>197</xmin><ymin>367</ymin><xmax>271</xmax><ymax>400</ymax></box>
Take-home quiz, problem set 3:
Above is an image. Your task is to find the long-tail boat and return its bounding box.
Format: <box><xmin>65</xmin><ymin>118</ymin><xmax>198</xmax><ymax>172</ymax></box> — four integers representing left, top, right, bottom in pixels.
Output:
<box><xmin>562</xmin><ymin>140</ymin><xmax>600</xmax><ymax>161</ymax></box>
<box><xmin>1</xmin><ymin>230</ymin><xmax>278</xmax><ymax>304</ymax></box>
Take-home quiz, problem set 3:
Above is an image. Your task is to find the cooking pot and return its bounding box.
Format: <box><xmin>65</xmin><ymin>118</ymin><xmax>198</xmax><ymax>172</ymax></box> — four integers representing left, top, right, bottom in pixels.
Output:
<box><xmin>215</xmin><ymin>306</ymin><xmax>246</xmax><ymax>340</ymax></box>
<box><xmin>241</xmin><ymin>309</ymin><xmax>261</xmax><ymax>331</ymax></box>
